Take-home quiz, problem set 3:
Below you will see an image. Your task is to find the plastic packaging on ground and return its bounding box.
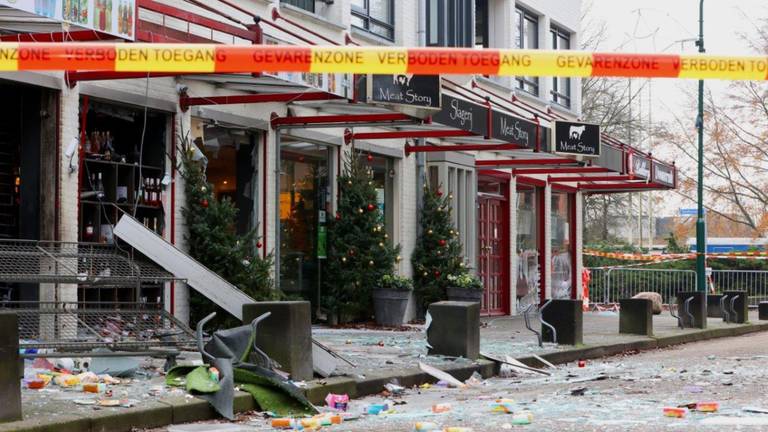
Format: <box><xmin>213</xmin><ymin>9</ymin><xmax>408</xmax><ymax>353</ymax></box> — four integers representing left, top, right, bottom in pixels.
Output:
<box><xmin>663</xmin><ymin>407</ymin><xmax>686</xmax><ymax>418</ymax></box>
<box><xmin>432</xmin><ymin>403</ymin><xmax>452</xmax><ymax>414</ymax></box>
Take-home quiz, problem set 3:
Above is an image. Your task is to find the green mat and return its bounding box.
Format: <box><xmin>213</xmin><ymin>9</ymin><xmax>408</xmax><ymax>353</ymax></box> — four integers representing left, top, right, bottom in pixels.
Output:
<box><xmin>166</xmin><ymin>365</ymin><xmax>315</xmax><ymax>416</ymax></box>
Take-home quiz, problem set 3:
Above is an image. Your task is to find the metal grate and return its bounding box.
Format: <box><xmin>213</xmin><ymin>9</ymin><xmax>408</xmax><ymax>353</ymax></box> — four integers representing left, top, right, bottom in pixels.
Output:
<box><xmin>0</xmin><ymin>240</ymin><xmax>178</xmax><ymax>286</ymax></box>
<box><xmin>5</xmin><ymin>301</ymin><xmax>196</xmax><ymax>351</ymax></box>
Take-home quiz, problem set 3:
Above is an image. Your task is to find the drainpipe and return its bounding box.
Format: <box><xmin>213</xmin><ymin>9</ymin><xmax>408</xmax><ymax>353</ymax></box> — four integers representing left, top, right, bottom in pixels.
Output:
<box><xmin>416</xmin><ymin>0</ymin><xmax>427</xmax><ymax>230</ymax></box>
<box><xmin>274</xmin><ymin>130</ymin><xmax>282</xmax><ymax>291</ymax></box>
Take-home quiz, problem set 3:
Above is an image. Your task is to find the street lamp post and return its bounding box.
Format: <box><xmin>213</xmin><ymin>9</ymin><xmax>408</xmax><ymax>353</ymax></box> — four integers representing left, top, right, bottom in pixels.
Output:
<box><xmin>695</xmin><ymin>0</ymin><xmax>707</xmax><ymax>294</ymax></box>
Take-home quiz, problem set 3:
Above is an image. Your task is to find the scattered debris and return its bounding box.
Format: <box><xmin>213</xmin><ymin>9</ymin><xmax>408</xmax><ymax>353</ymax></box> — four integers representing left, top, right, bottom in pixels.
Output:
<box><xmin>480</xmin><ymin>353</ymin><xmax>550</xmax><ymax>376</ymax></box>
<box><xmin>578</xmin><ymin>360</ymin><xmax>586</xmax><ymax>368</ymax></box>
<box><xmin>384</xmin><ymin>382</ymin><xmax>406</xmax><ymax>395</ymax></box>
<box><xmin>490</xmin><ymin>399</ymin><xmax>515</xmax><ymax>414</ymax></box>
<box><xmin>663</xmin><ymin>407</ymin><xmax>686</xmax><ymax>418</ymax></box>
<box><xmin>325</xmin><ymin>393</ymin><xmax>349</xmax><ymax>411</ymax></box>
<box><xmin>511</xmin><ymin>411</ymin><xmax>534</xmax><ymax>425</ymax></box>
<box><xmin>532</xmin><ymin>354</ymin><xmax>557</xmax><ymax>369</ymax></box>
<box><xmin>743</xmin><ymin>407</ymin><xmax>768</xmax><ymax>414</ymax></box>
<box><xmin>367</xmin><ymin>403</ymin><xmax>389</xmax><ymax>415</ymax></box>
<box><xmin>432</xmin><ymin>403</ymin><xmax>452</xmax><ymax>413</ymax></box>
<box><xmin>419</xmin><ymin>362</ymin><xmax>465</xmax><ymax>388</ymax></box>
<box><xmin>413</xmin><ymin>421</ymin><xmax>440</xmax><ymax>431</ymax></box>
<box><xmin>694</xmin><ymin>402</ymin><xmax>720</xmax><ymax>412</ymax></box>
<box><xmin>570</xmin><ymin>387</ymin><xmax>587</xmax><ymax>396</ymax></box>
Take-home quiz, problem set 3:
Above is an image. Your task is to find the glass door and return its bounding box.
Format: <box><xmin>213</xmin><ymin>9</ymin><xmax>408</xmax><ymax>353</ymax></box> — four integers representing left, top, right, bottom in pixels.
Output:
<box><xmin>516</xmin><ymin>184</ymin><xmax>540</xmax><ymax>311</ymax></box>
<box><xmin>279</xmin><ymin>141</ymin><xmax>332</xmax><ymax>309</ymax></box>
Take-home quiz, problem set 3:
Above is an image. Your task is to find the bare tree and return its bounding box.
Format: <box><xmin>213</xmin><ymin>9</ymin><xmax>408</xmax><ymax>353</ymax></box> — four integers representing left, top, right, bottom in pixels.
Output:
<box><xmin>580</xmin><ymin>1</ymin><xmax>652</xmax><ymax>244</ymax></box>
<box><xmin>657</xmin><ymin>84</ymin><xmax>768</xmax><ymax>235</ymax></box>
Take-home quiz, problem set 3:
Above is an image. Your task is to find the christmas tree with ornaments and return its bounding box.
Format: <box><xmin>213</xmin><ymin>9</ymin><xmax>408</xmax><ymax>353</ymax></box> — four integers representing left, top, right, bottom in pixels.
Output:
<box><xmin>324</xmin><ymin>150</ymin><xmax>400</xmax><ymax>322</ymax></box>
<box><xmin>412</xmin><ymin>184</ymin><xmax>467</xmax><ymax>312</ymax></box>
<box><xmin>178</xmin><ymin>133</ymin><xmax>276</xmax><ymax>327</ymax></box>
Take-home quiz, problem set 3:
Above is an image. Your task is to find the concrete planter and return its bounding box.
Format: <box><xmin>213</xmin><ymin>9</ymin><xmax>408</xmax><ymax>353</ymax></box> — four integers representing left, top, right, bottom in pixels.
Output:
<box><xmin>446</xmin><ymin>287</ymin><xmax>483</xmax><ymax>304</ymax></box>
<box><xmin>373</xmin><ymin>289</ymin><xmax>410</xmax><ymax>326</ymax></box>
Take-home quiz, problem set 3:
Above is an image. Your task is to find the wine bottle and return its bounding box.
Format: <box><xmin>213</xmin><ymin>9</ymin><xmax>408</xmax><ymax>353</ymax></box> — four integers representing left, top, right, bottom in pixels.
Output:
<box><xmin>84</xmin><ymin>219</ymin><xmax>95</xmax><ymax>242</ymax></box>
<box><xmin>96</xmin><ymin>173</ymin><xmax>105</xmax><ymax>200</ymax></box>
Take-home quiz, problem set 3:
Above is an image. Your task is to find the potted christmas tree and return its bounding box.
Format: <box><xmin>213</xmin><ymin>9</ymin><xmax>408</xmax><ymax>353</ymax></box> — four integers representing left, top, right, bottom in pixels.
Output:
<box><xmin>372</xmin><ymin>274</ymin><xmax>413</xmax><ymax>326</ymax></box>
<box><xmin>446</xmin><ymin>273</ymin><xmax>484</xmax><ymax>303</ymax></box>
<box><xmin>412</xmin><ymin>185</ymin><xmax>467</xmax><ymax>313</ymax></box>
<box><xmin>324</xmin><ymin>151</ymin><xmax>400</xmax><ymax>324</ymax></box>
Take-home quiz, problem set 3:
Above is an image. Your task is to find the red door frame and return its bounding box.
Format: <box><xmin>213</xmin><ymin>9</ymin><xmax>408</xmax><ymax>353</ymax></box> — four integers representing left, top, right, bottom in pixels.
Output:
<box><xmin>477</xmin><ymin>174</ymin><xmax>510</xmax><ymax>316</ymax></box>
<box><xmin>569</xmin><ymin>193</ymin><xmax>578</xmax><ymax>299</ymax></box>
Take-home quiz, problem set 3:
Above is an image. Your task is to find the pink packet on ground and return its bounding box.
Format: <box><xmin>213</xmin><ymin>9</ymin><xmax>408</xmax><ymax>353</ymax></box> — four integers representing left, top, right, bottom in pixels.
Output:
<box><xmin>325</xmin><ymin>393</ymin><xmax>350</xmax><ymax>411</ymax></box>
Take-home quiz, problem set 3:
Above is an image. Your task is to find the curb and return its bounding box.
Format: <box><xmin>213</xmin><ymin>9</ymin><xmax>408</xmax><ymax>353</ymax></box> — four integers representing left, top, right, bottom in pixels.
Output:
<box><xmin>2</xmin><ymin>322</ymin><xmax>767</xmax><ymax>432</ymax></box>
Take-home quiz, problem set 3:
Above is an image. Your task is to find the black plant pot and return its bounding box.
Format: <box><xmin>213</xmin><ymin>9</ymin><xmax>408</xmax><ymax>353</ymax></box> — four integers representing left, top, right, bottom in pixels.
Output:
<box><xmin>446</xmin><ymin>286</ymin><xmax>483</xmax><ymax>304</ymax></box>
<box><xmin>373</xmin><ymin>289</ymin><xmax>411</xmax><ymax>326</ymax></box>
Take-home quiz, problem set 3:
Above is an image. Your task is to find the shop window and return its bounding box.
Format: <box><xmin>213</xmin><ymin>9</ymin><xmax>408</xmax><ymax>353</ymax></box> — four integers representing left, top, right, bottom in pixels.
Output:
<box><xmin>279</xmin><ymin>140</ymin><xmax>333</xmax><ymax>307</ymax></box>
<box><xmin>358</xmin><ymin>153</ymin><xmax>395</xmax><ymax>238</ymax></box>
<box><xmin>427</xmin><ymin>161</ymin><xmax>475</xmax><ymax>266</ymax></box>
<box><xmin>550</xmin><ymin>26</ymin><xmax>572</xmax><ymax>108</ymax></box>
<box><xmin>426</xmin><ymin>0</ymin><xmax>473</xmax><ymax>47</ymax></box>
<box><xmin>281</xmin><ymin>0</ymin><xmax>315</xmax><ymax>13</ymax></box>
<box><xmin>475</xmin><ymin>0</ymin><xmax>489</xmax><ymax>48</ymax></box>
<box><xmin>198</xmin><ymin>124</ymin><xmax>259</xmax><ymax>235</ymax></box>
<box><xmin>515</xmin><ymin>7</ymin><xmax>539</xmax><ymax>95</ymax></box>
<box><xmin>551</xmin><ymin>192</ymin><xmax>573</xmax><ymax>299</ymax></box>
<box><xmin>351</xmin><ymin>0</ymin><xmax>394</xmax><ymax>40</ymax></box>
<box><xmin>516</xmin><ymin>184</ymin><xmax>540</xmax><ymax>310</ymax></box>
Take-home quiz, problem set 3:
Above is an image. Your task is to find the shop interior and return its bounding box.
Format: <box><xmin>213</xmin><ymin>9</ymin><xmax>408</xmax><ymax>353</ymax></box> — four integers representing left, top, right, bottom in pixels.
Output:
<box><xmin>78</xmin><ymin>98</ymin><xmax>169</xmax><ymax>304</ymax></box>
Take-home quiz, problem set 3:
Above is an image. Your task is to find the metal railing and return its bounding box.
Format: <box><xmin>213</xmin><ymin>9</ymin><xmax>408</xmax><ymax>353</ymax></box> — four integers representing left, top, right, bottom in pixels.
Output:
<box><xmin>711</xmin><ymin>270</ymin><xmax>768</xmax><ymax>307</ymax></box>
<box><xmin>587</xmin><ymin>267</ymin><xmax>768</xmax><ymax>307</ymax></box>
<box><xmin>587</xmin><ymin>268</ymin><xmax>697</xmax><ymax>305</ymax></box>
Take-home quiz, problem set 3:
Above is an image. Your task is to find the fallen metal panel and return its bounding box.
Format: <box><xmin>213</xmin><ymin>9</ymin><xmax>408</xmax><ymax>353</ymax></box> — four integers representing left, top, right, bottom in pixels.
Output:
<box><xmin>114</xmin><ymin>214</ymin><xmax>253</xmax><ymax>320</ymax></box>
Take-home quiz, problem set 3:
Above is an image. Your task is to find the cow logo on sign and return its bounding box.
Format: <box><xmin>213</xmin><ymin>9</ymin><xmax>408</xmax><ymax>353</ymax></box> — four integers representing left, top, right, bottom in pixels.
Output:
<box><xmin>554</xmin><ymin>121</ymin><xmax>601</xmax><ymax>157</ymax></box>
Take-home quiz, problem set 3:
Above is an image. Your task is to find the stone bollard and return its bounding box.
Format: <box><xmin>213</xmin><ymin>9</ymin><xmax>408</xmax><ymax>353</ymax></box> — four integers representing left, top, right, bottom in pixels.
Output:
<box><xmin>541</xmin><ymin>299</ymin><xmax>583</xmax><ymax>345</ymax></box>
<box><xmin>707</xmin><ymin>294</ymin><xmax>724</xmax><ymax>318</ymax></box>
<box><xmin>0</xmin><ymin>312</ymin><xmax>21</xmax><ymax>423</ymax></box>
<box><xmin>242</xmin><ymin>302</ymin><xmax>313</xmax><ymax>381</ymax></box>
<box><xmin>619</xmin><ymin>298</ymin><xmax>653</xmax><ymax>336</ymax></box>
<box><xmin>427</xmin><ymin>301</ymin><xmax>480</xmax><ymax>360</ymax></box>
<box><xmin>676</xmin><ymin>292</ymin><xmax>707</xmax><ymax>329</ymax></box>
<box><xmin>724</xmin><ymin>291</ymin><xmax>749</xmax><ymax>324</ymax></box>
<box><xmin>759</xmin><ymin>302</ymin><xmax>768</xmax><ymax>320</ymax></box>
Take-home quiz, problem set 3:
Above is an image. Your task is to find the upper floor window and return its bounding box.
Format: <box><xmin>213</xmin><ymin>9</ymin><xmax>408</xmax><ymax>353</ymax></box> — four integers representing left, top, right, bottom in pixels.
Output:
<box><xmin>281</xmin><ymin>0</ymin><xmax>314</xmax><ymax>13</ymax></box>
<box><xmin>551</xmin><ymin>26</ymin><xmax>571</xmax><ymax>108</ymax></box>
<box><xmin>475</xmin><ymin>0</ymin><xmax>489</xmax><ymax>48</ymax></box>
<box><xmin>515</xmin><ymin>7</ymin><xmax>539</xmax><ymax>95</ymax></box>
<box><xmin>427</xmin><ymin>0</ymin><xmax>473</xmax><ymax>47</ymax></box>
<box><xmin>351</xmin><ymin>0</ymin><xmax>395</xmax><ymax>41</ymax></box>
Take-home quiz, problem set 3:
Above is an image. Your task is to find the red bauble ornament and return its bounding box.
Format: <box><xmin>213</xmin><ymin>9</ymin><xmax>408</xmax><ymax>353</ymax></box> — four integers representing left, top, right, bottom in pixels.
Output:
<box><xmin>439</xmin><ymin>239</ymin><xmax>447</xmax><ymax>247</ymax></box>
<box><xmin>434</xmin><ymin>271</ymin><xmax>441</xmax><ymax>278</ymax></box>
<box><xmin>200</xmin><ymin>199</ymin><xmax>209</xmax><ymax>208</ymax></box>
<box><xmin>256</xmin><ymin>242</ymin><xmax>263</xmax><ymax>249</ymax></box>
<box><xmin>437</xmin><ymin>190</ymin><xmax>443</xmax><ymax>197</ymax></box>
<box><xmin>335</xmin><ymin>212</ymin><xmax>341</xmax><ymax>220</ymax></box>
<box><xmin>367</xmin><ymin>154</ymin><xmax>374</xmax><ymax>162</ymax></box>
<box><xmin>367</xmin><ymin>203</ymin><xmax>375</xmax><ymax>211</ymax></box>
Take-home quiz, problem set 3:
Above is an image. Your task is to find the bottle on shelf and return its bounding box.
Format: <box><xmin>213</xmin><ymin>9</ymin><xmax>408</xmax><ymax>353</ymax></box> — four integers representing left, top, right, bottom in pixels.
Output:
<box><xmin>83</xmin><ymin>218</ymin><xmax>95</xmax><ymax>242</ymax></box>
<box><xmin>96</xmin><ymin>172</ymin><xmax>105</xmax><ymax>200</ymax></box>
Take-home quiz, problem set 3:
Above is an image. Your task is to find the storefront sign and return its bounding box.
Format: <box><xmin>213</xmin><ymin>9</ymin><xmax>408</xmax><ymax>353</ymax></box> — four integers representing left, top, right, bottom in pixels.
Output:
<box><xmin>1</xmin><ymin>0</ymin><xmax>136</xmax><ymax>40</ymax></box>
<box><xmin>630</xmin><ymin>154</ymin><xmax>651</xmax><ymax>179</ymax></box>
<box><xmin>432</xmin><ymin>95</ymin><xmax>488</xmax><ymax>137</ymax></box>
<box><xmin>491</xmin><ymin>110</ymin><xmax>549</xmax><ymax>150</ymax></box>
<box><xmin>553</xmin><ymin>120</ymin><xmax>600</xmax><ymax>157</ymax></box>
<box><xmin>358</xmin><ymin>74</ymin><xmax>441</xmax><ymax>110</ymax></box>
<box><xmin>654</xmin><ymin>161</ymin><xmax>675</xmax><ymax>186</ymax></box>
